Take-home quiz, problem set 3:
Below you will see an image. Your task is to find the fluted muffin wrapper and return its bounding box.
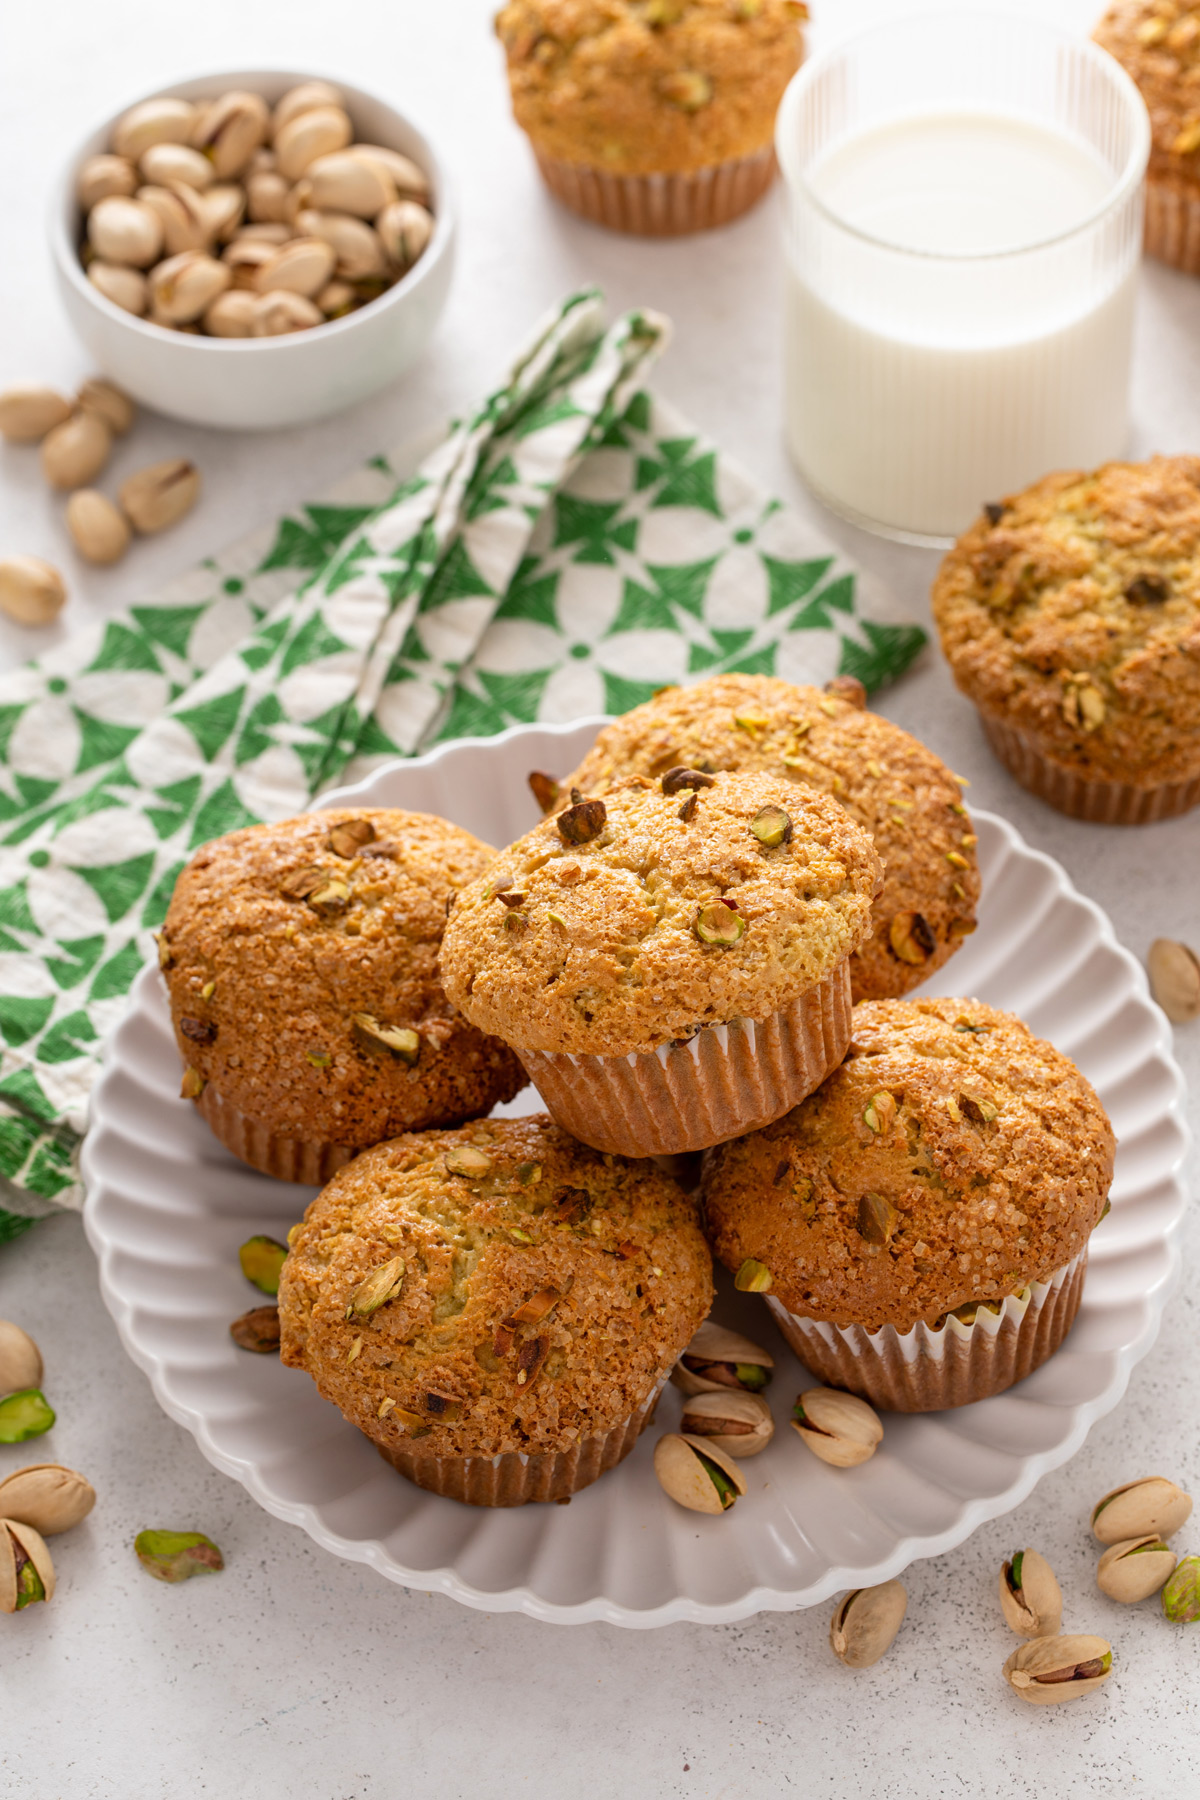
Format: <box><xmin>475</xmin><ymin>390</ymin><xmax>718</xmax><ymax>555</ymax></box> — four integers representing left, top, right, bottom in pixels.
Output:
<box><xmin>515</xmin><ymin>959</ymin><xmax>853</xmax><ymax>1159</ymax></box>
<box><xmin>195</xmin><ymin>1082</ymin><xmax>357</xmax><ymax>1186</ymax></box>
<box><xmin>530</xmin><ymin>144</ymin><xmax>777</xmax><ymax>236</ymax></box>
<box><xmin>1144</xmin><ymin>178</ymin><xmax>1200</xmax><ymax>277</ymax></box>
<box><xmin>979</xmin><ymin>712</ymin><xmax>1200</xmax><ymax>824</ymax></box>
<box><xmin>765</xmin><ymin>1248</ymin><xmax>1087</xmax><ymax>1413</ymax></box>
<box><xmin>375</xmin><ymin>1378</ymin><xmax>665</xmax><ymax>1507</ymax></box>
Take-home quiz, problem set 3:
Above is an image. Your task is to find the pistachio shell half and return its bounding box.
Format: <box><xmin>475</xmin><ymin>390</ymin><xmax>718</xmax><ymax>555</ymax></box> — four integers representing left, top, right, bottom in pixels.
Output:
<box><xmin>1097</xmin><ymin>1535</ymin><xmax>1177</xmax><ymax>1604</ymax></box>
<box><xmin>671</xmin><ymin>1321</ymin><xmax>775</xmax><ymax>1396</ymax></box>
<box><xmin>1091</xmin><ymin>1477</ymin><xmax>1193</xmax><ymax>1544</ymax></box>
<box><xmin>678</xmin><ymin>1389</ymin><xmax>774</xmax><ymax>1458</ymax></box>
<box><xmin>0</xmin><ymin>1464</ymin><xmax>95</xmax><ymax>1535</ymax></box>
<box><xmin>1003</xmin><ymin>1634</ymin><xmax>1112</xmax><ymax>1705</ymax></box>
<box><xmin>792</xmin><ymin>1387</ymin><xmax>882</xmax><ymax>1468</ymax></box>
<box><xmin>653</xmin><ymin>1433</ymin><xmax>747</xmax><ymax>1514</ymax></box>
<box><xmin>829</xmin><ymin>1580</ymin><xmax>907</xmax><ymax>1667</ymax></box>
<box><xmin>0</xmin><ymin>1518</ymin><xmax>56</xmax><ymax>1612</ymax></box>
<box><xmin>999</xmin><ymin>1547</ymin><xmax>1062</xmax><ymax>1637</ymax></box>
<box><xmin>0</xmin><ymin>1319</ymin><xmax>43</xmax><ymax>1396</ymax></box>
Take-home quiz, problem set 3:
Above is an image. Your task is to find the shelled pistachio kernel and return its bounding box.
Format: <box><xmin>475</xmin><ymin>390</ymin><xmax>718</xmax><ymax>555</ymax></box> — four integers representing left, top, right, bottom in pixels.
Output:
<box><xmin>0</xmin><ymin>1518</ymin><xmax>56</xmax><ymax>1612</ymax></box>
<box><xmin>653</xmin><ymin>1433</ymin><xmax>747</xmax><ymax>1514</ymax></box>
<box><xmin>134</xmin><ymin>1528</ymin><xmax>224</xmax><ymax>1582</ymax></box>
<box><xmin>344</xmin><ymin>1255</ymin><xmax>405</xmax><ymax>1320</ymax></box>
<box><xmin>750</xmin><ymin>804</ymin><xmax>792</xmax><ymax>848</ymax></box>
<box><xmin>671</xmin><ymin>1321</ymin><xmax>774</xmax><ymax>1396</ymax></box>
<box><xmin>695</xmin><ymin>897</ymin><xmax>745</xmax><ymax>946</ymax></box>
<box><xmin>733</xmin><ymin>1258</ymin><xmax>771</xmax><ymax>1292</ymax></box>
<box><xmin>0</xmin><ymin>1390</ymin><xmax>56</xmax><ymax>1444</ymax></box>
<box><xmin>352</xmin><ymin>1013</ymin><xmax>419</xmax><ymax>1063</ymax></box>
<box><xmin>238</xmin><ymin>1235</ymin><xmax>288</xmax><ymax>1295</ymax></box>
<box><xmin>792</xmin><ymin>1388</ymin><xmax>882</xmax><ymax>1468</ymax></box>
<box><xmin>829</xmin><ymin>1580</ymin><xmax>907</xmax><ymax>1667</ymax></box>
<box><xmin>1003</xmin><ymin>1634</ymin><xmax>1112</xmax><ymax>1705</ymax></box>
<box><xmin>1162</xmin><ymin>1555</ymin><xmax>1200</xmax><ymax>1623</ymax></box>
<box><xmin>1091</xmin><ymin>1477</ymin><xmax>1193</xmax><ymax>1544</ymax></box>
<box><xmin>1097</xmin><ymin>1535</ymin><xmax>1177</xmax><ymax>1604</ymax></box>
<box><xmin>999</xmin><ymin>1548</ymin><xmax>1063</xmax><ymax>1637</ymax></box>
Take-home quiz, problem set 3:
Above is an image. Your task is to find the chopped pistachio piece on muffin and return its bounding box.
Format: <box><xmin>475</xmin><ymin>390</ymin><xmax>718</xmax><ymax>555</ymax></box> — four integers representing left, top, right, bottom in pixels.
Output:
<box><xmin>161</xmin><ymin>809</ymin><xmax>524</xmax><ymax>1177</ymax></box>
<box><xmin>440</xmin><ymin>769</ymin><xmax>881</xmax><ymax>1057</ymax></box>
<box><xmin>702</xmin><ymin>997</ymin><xmax>1115</xmax><ymax>1334</ymax></box>
<box><xmin>279</xmin><ymin>1115</ymin><xmax>713</xmax><ymax>1475</ymax></box>
<box><xmin>557</xmin><ymin>674</ymin><xmax>978</xmax><ymax>1001</ymax></box>
<box><xmin>932</xmin><ymin>459</ymin><xmax>1200</xmax><ymax>816</ymax></box>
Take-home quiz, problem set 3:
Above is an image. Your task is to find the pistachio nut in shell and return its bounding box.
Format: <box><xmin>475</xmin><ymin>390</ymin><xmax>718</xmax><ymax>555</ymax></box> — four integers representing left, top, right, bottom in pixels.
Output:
<box><xmin>1161</xmin><ymin>1554</ymin><xmax>1200</xmax><ymax>1623</ymax></box>
<box><xmin>229</xmin><ymin>1305</ymin><xmax>281</xmax><ymax>1354</ymax></box>
<box><xmin>137</xmin><ymin>183</ymin><xmax>212</xmax><ymax>257</ymax></box>
<box><xmin>251</xmin><ymin>290</ymin><xmax>323</xmax><ymax>335</ymax></box>
<box><xmin>1097</xmin><ymin>1535</ymin><xmax>1177</xmax><ymax>1604</ymax></box>
<box><xmin>88</xmin><ymin>195</ymin><xmax>164</xmax><ymax>267</ymax></box>
<box><xmin>1091</xmin><ymin>1476</ymin><xmax>1193</xmax><ymax>1544</ymax></box>
<box><xmin>1003</xmin><ymin>1634</ymin><xmax>1112</xmax><ymax>1705</ymax></box>
<box><xmin>113</xmin><ymin>96</ymin><xmax>195</xmax><ymax>162</ymax></box>
<box><xmin>999</xmin><ymin>1547</ymin><xmax>1062</xmax><ymax>1637</ymax></box>
<box><xmin>253</xmin><ymin>237</ymin><xmax>336</xmax><ymax>299</ymax></box>
<box><xmin>40</xmin><ymin>410</ymin><xmax>111</xmax><ymax>491</ymax></box>
<box><xmin>356</xmin><ymin>144</ymin><xmax>431</xmax><ymax>203</ymax></box>
<box><xmin>77</xmin><ymin>377</ymin><xmax>135</xmax><ymax>436</ymax></box>
<box><xmin>317</xmin><ymin>278</ymin><xmax>356</xmax><ymax>318</ymax></box>
<box><xmin>829</xmin><ymin>1581</ymin><xmax>907</xmax><ymax>1668</ymax></box>
<box><xmin>275</xmin><ymin>104</ymin><xmax>354</xmax><ymax>181</ymax></box>
<box><xmin>678</xmin><ymin>1389</ymin><xmax>774</xmax><ymax>1458</ymax></box>
<box><xmin>297</xmin><ymin>210</ymin><xmax>387</xmax><ymax>281</ymax></box>
<box><xmin>66</xmin><ymin>490</ymin><xmax>131</xmax><ymax>566</ymax></box>
<box><xmin>305</xmin><ymin>148</ymin><xmax>395</xmax><ymax>218</ymax></box>
<box><xmin>271</xmin><ymin>80</ymin><xmax>345</xmax><ymax>136</ymax></box>
<box><xmin>0</xmin><ymin>1464</ymin><xmax>96</xmax><ymax>1535</ymax></box>
<box><xmin>0</xmin><ymin>385</ymin><xmax>72</xmax><ymax>443</ymax></box>
<box><xmin>202</xmin><ymin>183</ymin><xmax>247</xmax><ymax>243</ymax></box>
<box><xmin>653</xmin><ymin>1433</ymin><xmax>747</xmax><ymax>1514</ymax></box>
<box><xmin>135</xmin><ymin>1527</ymin><xmax>224</xmax><ymax>1582</ymax></box>
<box><xmin>376</xmin><ymin>199</ymin><xmax>434</xmax><ymax>270</ymax></box>
<box><xmin>0</xmin><ymin>1320</ymin><xmax>44</xmax><ymax>1395</ymax></box>
<box><xmin>88</xmin><ymin>261</ymin><xmax>147</xmax><ymax>316</ymax></box>
<box><xmin>150</xmin><ymin>252</ymin><xmax>231</xmax><ymax>324</ymax></box>
<box><xmin>1147</xmin><ymin>938</ymin><xmax>1200</xmax><ymax>1024</ymax></box>
<box><xmin>0</xmin><ymin>1389</ymin><xmax>55</xmax><ymax>1442</ymax></box>
<box><xmin>204</xmin><ymin>289</ymin><xmax>258</xmax><ymax>337</ymax></box>
<box><xmin>0</xmin><ymin>1518</ymin><xmax>56</xmax><ymax>1612</ymax></box>
<box><xmin>77</xmin><ymin>152</ymin><xmax>137</xmax><ymax>210</ymax></box>
<box><xmin>190</xmin><ymin>90</ymin><xmax>269</xmax><ymax>179</ymax></box>
<box><xmin>792</xmin><ymin>1387</ymin><xmax>882</xmax><ymax>1468</ymax></box>
<box><xmin>671</xmin><ymin>1320</ymin><xmax>774</xmax><ymax>1396</ymax></box>
<box><xmin>246</xmin><ymin>169</ymin><xmax>292</xmax><ymax>223</ymax></box>
<box><xmin>0</xmin><ymin>557</ymin><xmax>67</xmax><ymax>627</ymax></box>
<box><xmin>239</xmin><ymin>1234</ymin><xmax>288</xmax><ymax>1296</ymax></box>
<box><xmin>119</xmin><ymin>459</ymin><xmax>200</xmax><ymax>535</ymax></box>
<box><xmin>139</xmin><ymin>141</ymin><xmax>214</xmax><ymax>191</ymax></box>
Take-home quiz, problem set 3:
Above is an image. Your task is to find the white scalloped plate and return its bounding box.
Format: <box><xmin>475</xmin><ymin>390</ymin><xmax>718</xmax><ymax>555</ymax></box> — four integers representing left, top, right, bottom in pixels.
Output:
<box><xmin>82</xmin><ymin>718</ymin><xmax>1189</xmax><ymax>1626</ymax></box>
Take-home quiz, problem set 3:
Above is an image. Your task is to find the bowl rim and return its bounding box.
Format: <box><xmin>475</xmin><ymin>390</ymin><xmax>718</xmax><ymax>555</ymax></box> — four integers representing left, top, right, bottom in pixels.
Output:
<box><xmin>49</xmin><ymin>65</ymin><xmax>457</xmax><ymax>357</ymax></box>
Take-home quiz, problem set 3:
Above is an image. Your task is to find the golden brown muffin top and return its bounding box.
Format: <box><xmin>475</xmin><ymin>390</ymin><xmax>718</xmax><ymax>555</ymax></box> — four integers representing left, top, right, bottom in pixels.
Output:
<box><xmin>440</xmin><ymin>769</ymin><xmax>881</xmax><ymax>1056</ymax></box>
<box><xmin>279</xmin><ymin>1114</ymin><xmax>713</xmax><ymax>1459</ymax></box>
<box><xmin>1095</xmin><ymin>2</ymin><xmax>1200</xmax><ymax>191</ymax></box>
<box><xmin>495</xmin><ymin>0</ymin><xmax>805</xmax><ymax>175</ymax></box>
<box><xmin>932</xmin><ymin>458</ymin><xmax>1200</xmax><ymax>789</ymax></box>
<box><xmin>161</xmin><ymin>809</ymin><xmax>523</xmax><ymax>1148</ymax></box>
<box><xmin>559</xmin><ymin>674</ymin><xmax>980</xmax><ymax>1004</ymax></box>
<box><xmin>702</xmin><ymin>997</ymin><xmax>1115</xmax><ymax>1333</ymax></box>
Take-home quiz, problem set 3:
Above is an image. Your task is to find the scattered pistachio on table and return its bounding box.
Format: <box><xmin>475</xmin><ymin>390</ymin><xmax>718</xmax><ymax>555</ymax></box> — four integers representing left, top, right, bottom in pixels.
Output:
<box><xmin>134</xmin><ymin>1528</ymin><xmax>224</xmax><ymax>1582</ymax></box>
<box><xmin>999</xmin><ymin>1548</ymin><xmax>1063</xmax><ymax>1637</ymax></box>
<box><xmin>1097</xmin><ymin>1535</ymin><xmax>1177</xmax><ymax>1604</ymax></box>
<box><xmin>653</xmin><ymin>1433</ymin><xmax>746</xmax><ymax>1514</ymax></box>
<box><xmin>230</xmin><ymin>1305</ymin><xmax>281</xmax><ymax>1354</ymax></box>
<box><xmin>1147</xmin><ymin>938</ymin><xmax>1200</xmax><ymax>1023</ymax></box>
<box><xmin>78</xmin><ymin>80</ymin><xmax>435</xmax><ymax>334</ymax></box>
<box><xmin>0</xmin><ymin>1518</ymin><xmax>56</xmax><ymax>1613</ymax></box>
<box><xmin>829</xmin><ymin>1581</ymin><xmax>907</xmax><ymax>1668</ymax></box>
<box><xmin>1161</xmin><ymin>1555</ymin><xmax>1200</xmax><ymax>1623</ymax></box>
<box><xmin>1003</xmin><ymin>1634</ymin><xmax>1112</xmax><ymax>1705</ymax></box>
<box><xmin>791</xmin><ymin>1387</ymin><xmax>883</xmax><ymax>1468</ymax></box>
<box><xmin>0</xmin><ymin>1319</ymin><xmax>44</xmax><ymax>1393</ymax></box>
<box><xmin>65</xmin><ymin>490</ymin><xmax>131</xmax><ymax>565</ymax></box>
<box><xmin>0</xmin><ymin>1465</ymin><xmax>96</xmax><ymax>1536</ymax></box>
<box><xmin>1091</xmin><ymin>1477</ymin><xmax>1193</xmax><ymax>1545</ymax></box>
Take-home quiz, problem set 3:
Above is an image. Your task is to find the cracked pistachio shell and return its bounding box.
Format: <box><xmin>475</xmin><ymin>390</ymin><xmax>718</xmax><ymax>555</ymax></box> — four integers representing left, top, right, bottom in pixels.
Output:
<box><xmin>190</xmin><ymin>90</ymin><xmax>269</xmax><ymax>179</ymax></box>
<box><xmin>204</xmin><ymin>288</ymin><xmax>258</xmax><ymax>337</ymax></box>
<box><xmin>0</xmin><ymin>385</ymin><xmax>72</xmax><ymax>443</ymax></box>
<box><xmin>999</xmin><ymin>1548</ymin><xmax>1062</xmax><ymax>1637</ymax></box>
<box><xmin>149</xmin><ymin>251</ymin><xmax>232</xmax><ymax>324</ymax></box>
<box><xmin>670</xmin><ymin>1320</ymin><xmax>774</xmax><ymax>1396</ymax></box>
<box><xmin>678</xmin><ymin>1389</ymin><xmax>774</xmax><ymax>1458</ymax></box>
<box><xmin>830</xmin><ymin>1580</ymin><xmax>907</xmax><ymax>1668</ymax></box>
<box><xmin>296</xmin><ymin>209</ymin><xmax>387</xmax><ymax>281</ymax></box>
<box><xmin>88</xmin><ymin>195</ymin><xmax>163</xmax><ymax>267</ymax></box>
<box><xmin>1097</xmin><ymin>1535</ymin><xmax>1177</xmax><ymax>1603</ymax></box>
<box><xmin>654</xmin><ymin>1433</ymin><xmax>747</xmax><ymax>1514</ymax></box>
<box><xmin>356</xmin><ymin>144</ymin><xmax>431</xmax><ymax>203</ymax></box>
<box><xmin>202</xmin><ymin>183</ymin><xmax>247</xmax><ymax>243</ymax></box>
<box><xmin>0</xmin><ymin>1464</ymin><xmax>95</xmax><ymax>1535</ymax></box>
<box><xmin>252</xmin><ymin>237</ymin><xmax>336</xmax><ymax>299</ymax></box>
<box><xmin>1003</xmin><ymin>1634</ymin><xmax>1112</xmax><ymax>1705</ymax></box>
<box><xmin>305</xmin><ymin>149</ymin><xmax>395</xmax><ymax>218</ymax></box>
<box><xmin>41</xmin><ymin>410</ymin><xmax>111</xmax><ymax>490</ymax></box>
<box><xmin>0</xmin><ymin>1320</ymin><xmax>43</xmax><ymax>1394</ymax></box>
<box><xmin>271</xmin><ymin>80</ymin><xmax>345</xmax><ymax>137</ymax></box>
<box><xmin>0</xmin><ymin>1518</ymin><xmax>55</xmax><ymax>1612</ymax></box>
<box><xmin>77</xmin><ymin>153</ymin><xmax>137</xmax><ymax>210</ymax></box>
<box><xmin>275</xmin><ymin>104</ymin><xmax>354</xmax><ymax>181</ymax></box>
<box><xmin>119</xmin><ymin>459</ymin><xmax>200</xmax><ymax>534</ymax></box>
<box><xmin>376</xmin><ymin>199</ymin><xmax>433</xmax><ymax>270</ymax></box>
<box><xmin>1091</xmin><ymin>1477</ymin><xmax>1193</xmax><ymax>1545</ymax></box>
<box><xmin>137</xmin><ymin>183</ymin><xmax>213</xmax><ymax>256</ymax></box>
<box><xmin>792</xmin><ymin>1387</ymin><xmax>882</xmax><ymax>1468</ymax></box>
<box><xmin>88</xmin><ymin>261</ymin><xmax>148</xmax><ymax>315</ymax></box>
<box><xmin>113</xmin><ymin>97</ymin><xmax>196</xmax><ymax>162</ymax></box>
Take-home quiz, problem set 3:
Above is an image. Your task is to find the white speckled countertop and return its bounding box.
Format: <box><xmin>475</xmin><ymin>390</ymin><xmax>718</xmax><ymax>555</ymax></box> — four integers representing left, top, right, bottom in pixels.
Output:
<box><xmin>1</xmin><ymin>1</ymin><xmax>1197</xmax><ymax>1794</ymax></box>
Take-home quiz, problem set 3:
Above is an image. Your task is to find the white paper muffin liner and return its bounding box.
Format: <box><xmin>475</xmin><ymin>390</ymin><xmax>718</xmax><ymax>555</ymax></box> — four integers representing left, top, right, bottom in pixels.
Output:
<box><xmin>765</xmin><ymin>1248</ymin><xmax>1088</xmax><ymax>1412</ymax></box>
<box><xmin>195</xmin><ymin>1081</ymin><xmax>357</xmax><ymax>1185</ymax></box>
<box><xmin>1145</xmin><ymin>178</ymin><xmax>1200</xmax><ymax>276</ymax></box>
<box><xmin>531</xmin><ymin>144</ymin><xmax>777</xmax><ymax>236</ymax></box>
<box><xmin>979</xmin><ymin>713</ymin><xmax>1200</xmax><ymax>824</ymax></box>
<box><xmin>516</xmin><ymin>959</ymin><xmax>853</xmax><ymax>1159</ymax></box>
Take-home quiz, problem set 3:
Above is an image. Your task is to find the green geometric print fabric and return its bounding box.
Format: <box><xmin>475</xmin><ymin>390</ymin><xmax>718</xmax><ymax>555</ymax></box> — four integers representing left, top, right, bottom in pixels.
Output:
<box><xmin>0</xmin><ymin>288</ymin><xmax>925</xmax><ymax>1224</ymax></box>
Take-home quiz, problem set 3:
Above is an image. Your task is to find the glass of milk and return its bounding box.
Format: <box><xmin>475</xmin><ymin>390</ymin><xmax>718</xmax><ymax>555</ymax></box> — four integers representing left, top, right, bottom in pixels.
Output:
<box><xmin>776</xmin><ymin>11</ymin><xmax>1150</xmax><ymax>544</ymax></box>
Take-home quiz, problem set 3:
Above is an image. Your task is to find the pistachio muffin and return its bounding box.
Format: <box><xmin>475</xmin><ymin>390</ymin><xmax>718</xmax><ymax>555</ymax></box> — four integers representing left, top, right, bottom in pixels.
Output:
<box><xmin>702</xmin><ymin>997</ymin><xmax>1115</xmax><ymax>1410</ymax></box>
<box><xmin>441</xmin><ymin>769</ymin><xmax>881</xmax><ymax>1157</ymax></box>
<box><xmin>278</xmin><ymin>1114</ymin><xmax>713</xmax><ymax>1504</ymax></box>
<box><xmin>1094</xmin><ymin>2</ymin><xmax>1200</xmax><ymax>273</ymax></box>
<box><xmin>495</xmin><ymin>0</ymin><xmax>806</xmax><ymax>234</ymax></box>
<box><xmin>556</xmin><ymin>673</ymin><xmax>980</xmax><ymax>1001</ymax></box>
<box><xmin>161</xmin><ymin>809</ymin><xmax>524</xmax><ymax>1184</ymax></box>
<box><xmin>933</xmin><ymin>458</ymin><xmax>1200</xmax><ymax>822</ymax></box>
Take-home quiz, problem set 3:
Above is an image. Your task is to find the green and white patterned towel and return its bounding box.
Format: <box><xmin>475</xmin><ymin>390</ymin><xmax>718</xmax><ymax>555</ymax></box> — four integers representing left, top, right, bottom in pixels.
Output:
<box><xmin>0</xmin><ymin>288</ymin><xmax>925</xmax><ymax>1230</ymax></box>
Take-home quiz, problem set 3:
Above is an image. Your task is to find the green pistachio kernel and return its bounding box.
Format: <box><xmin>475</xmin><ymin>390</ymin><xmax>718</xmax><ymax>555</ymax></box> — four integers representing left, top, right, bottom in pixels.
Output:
<box><xmin>0</xmin><ymin>1388</ymin><xmax>56</xmax><ymax>1443</ymax></box>
<box><xmin>735</xmin><ymin>1362</ymin><xmax>769</xmax><ymax>1391</ymax></box>
<box><xmin>1163</xmin><ymin>1555</ymin><xmax>1200</xmax><ymax>1623</ymax></box>
<box><xmin>238</xmin><ymin>1235</ymin><xmax>288</xmax><ymax>1296</ymax></box>
<box><xmin>135</xmin><ymin>1529</ymin><xmax>225</xmax><ymax>1583</ymax></box>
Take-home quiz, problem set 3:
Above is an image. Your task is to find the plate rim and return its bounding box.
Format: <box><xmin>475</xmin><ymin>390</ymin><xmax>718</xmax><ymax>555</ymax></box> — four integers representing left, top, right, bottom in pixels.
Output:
<box><xmin>81</xmin><ymin>717</ymin><xmax>1191</xmax><ymax>1627</ymax></box>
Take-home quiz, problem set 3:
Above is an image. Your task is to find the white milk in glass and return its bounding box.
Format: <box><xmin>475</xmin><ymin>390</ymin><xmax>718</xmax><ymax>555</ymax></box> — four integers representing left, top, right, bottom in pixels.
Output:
<box><xmin>784</xmin><ymin>110</ymin><xmax>1138</xmax><ymax>541</ymax></box>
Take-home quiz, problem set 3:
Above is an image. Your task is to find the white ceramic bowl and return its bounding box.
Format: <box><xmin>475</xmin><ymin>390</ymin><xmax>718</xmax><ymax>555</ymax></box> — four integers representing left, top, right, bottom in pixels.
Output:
<box><xmin>50</xmin><ymin>70</ymin><xmax>456</xmax><ymax>430</ymax></box>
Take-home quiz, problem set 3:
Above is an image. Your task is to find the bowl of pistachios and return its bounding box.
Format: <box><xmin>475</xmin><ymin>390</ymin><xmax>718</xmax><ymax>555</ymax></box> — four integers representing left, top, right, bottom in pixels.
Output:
<box><xmin>50</xmin><ymin>70</ymin><xmax>456</xmax><ymax>430</ymax></box>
